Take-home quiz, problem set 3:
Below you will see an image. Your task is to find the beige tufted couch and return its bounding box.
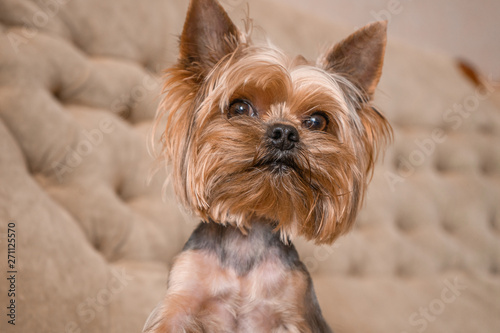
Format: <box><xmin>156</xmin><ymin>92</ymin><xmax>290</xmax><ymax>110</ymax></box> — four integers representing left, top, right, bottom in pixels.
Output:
<box><xmin>0</xmin><ymin>1</ymin><xmax>499</xmax><ymax>333</ymax></box>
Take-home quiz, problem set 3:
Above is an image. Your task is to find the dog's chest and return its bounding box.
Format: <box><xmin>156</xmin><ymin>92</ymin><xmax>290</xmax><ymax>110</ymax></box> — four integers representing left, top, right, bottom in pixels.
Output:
<box><xmin>165</xmin><ymin>223</ymin><xmax>309</xmax><ymax>331</ymax></box>
<box><xmin>168</xmin><ymin>249</ymin><xmax>307</xmax><ymax>331</ymax></box>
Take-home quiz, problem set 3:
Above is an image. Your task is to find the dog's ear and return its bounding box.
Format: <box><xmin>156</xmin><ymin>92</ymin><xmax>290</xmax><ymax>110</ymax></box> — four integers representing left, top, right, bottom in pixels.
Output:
<box><xmin>319</xmin><ymin>21</ymin><xmax>387</xmax><ymax>99</ymax></box>
<box><xmin>179</xmin><ymin>0</ymin><xmax>241</xmax><ymax>75</ymax></box>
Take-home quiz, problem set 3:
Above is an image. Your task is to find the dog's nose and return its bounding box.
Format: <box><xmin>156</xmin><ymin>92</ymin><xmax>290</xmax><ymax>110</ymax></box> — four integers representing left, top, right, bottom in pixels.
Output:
<box><xmin>267</xmin><ymin>123</ymin><xmax>299</xmax><ymax>150</ymax></box>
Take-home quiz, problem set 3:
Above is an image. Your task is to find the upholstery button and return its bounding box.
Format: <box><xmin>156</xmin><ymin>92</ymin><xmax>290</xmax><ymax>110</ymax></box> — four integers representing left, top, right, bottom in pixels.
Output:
<box><xmin>348</xmin><ymin>262</ymin><xmax>363</xmax><ymax>277</ymax></box>
<box><xmin>441</xmin><ymin>219</ymin><xmax>457</xmax><ymax>234</ymax></box>
<box><xmin>396</xmin><ymin>217</ymin><xmax>414</xmax><ymax>233</ymax></box>
<box><xmin>395</xmin><ymin>263</ymin><xmax>412</xmax><ymax>277</ymax></box>
<box><xmin>490</xmin><ymin>211</ymin><xmax>499</xmax><ymax>232</ymax></box>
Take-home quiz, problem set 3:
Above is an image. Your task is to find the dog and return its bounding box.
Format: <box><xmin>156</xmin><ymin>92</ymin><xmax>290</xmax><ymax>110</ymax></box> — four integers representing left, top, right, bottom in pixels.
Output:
<box><xmin>144</xmin><ymin>0</ymin><xmax>390</xmax><ymax>331</ymax></box>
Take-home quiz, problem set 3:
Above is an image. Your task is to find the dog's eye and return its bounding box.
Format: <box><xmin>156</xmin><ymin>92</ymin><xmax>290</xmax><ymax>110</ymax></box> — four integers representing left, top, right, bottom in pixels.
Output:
<box><xmin>302</xmin><ymin>113</ymin><xmax>328</xmax><ymax>131</ymax></box>
<box><xmin>227</xmin><ymin>99</ymin><xmax>256</xmax><ymax>118</ymax></box>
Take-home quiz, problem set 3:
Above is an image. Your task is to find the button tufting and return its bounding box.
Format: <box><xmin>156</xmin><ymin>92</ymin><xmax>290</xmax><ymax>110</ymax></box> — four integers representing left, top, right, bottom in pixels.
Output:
<box><xmin>441</xmin><ymin>220</ymin><xmax>457</xmax><ymax>234</ymax></box>
<box><xmin>395</xmin><ymin>263</ymin><xmax>412</xmax><ymax>278</ymax></box>
<box><xmin>434</xmin><ymin>159</ymin><xmax>448</xmax><ymax>173</ymax></box>
<box><xmin>490</xmin><ymin>211</ymin><xmax>499</xmax><ymax>232</ymax></box>
<box><xmin>348</xmin><ymin>262</ymin><xmax>363</xmax><ymax>277</ymax></box>
<box><xmin>395</xmin><ymin>217</ymin><xmax>415</xmax><ymax>233</ymax></box>
<box><xmin>481</xmin><ymin>160</ymin><xmax>497</xmax><ymax>176</ymax></box>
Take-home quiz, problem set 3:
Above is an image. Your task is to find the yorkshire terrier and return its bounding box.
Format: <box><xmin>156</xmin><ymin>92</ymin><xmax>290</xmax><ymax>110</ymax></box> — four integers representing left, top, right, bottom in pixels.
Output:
<box><xmin>144</xmin><ymin>0</ymin><xmax>390</xmax><ymax>332</ymax></box>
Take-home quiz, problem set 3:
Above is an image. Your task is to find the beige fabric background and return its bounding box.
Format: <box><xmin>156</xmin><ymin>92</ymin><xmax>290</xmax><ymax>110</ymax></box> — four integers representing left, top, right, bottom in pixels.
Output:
<box><xmin>0</xmin><ymin>0</ymin><xmax>499</xmax><ymax>332</ymax></box>
<box><xmin>279</xmin><ymin>0</ymin><xmax>500</xmax><ymax>81</ymax></box>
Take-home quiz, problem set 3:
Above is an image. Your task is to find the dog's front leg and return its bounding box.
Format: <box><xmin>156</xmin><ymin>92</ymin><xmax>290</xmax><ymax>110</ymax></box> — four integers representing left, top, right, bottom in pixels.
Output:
<box><xmin>143</xmin><ymin>250</ymin><xmax>239</xmax><ymax>333</ymax></box>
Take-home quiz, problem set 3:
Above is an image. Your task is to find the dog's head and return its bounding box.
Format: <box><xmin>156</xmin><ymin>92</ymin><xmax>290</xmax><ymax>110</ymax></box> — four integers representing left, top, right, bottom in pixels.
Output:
<box><xmin>157</xmin><ymin>0</ymin><xmax>391</xmax><ymax>244</ymax></box>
